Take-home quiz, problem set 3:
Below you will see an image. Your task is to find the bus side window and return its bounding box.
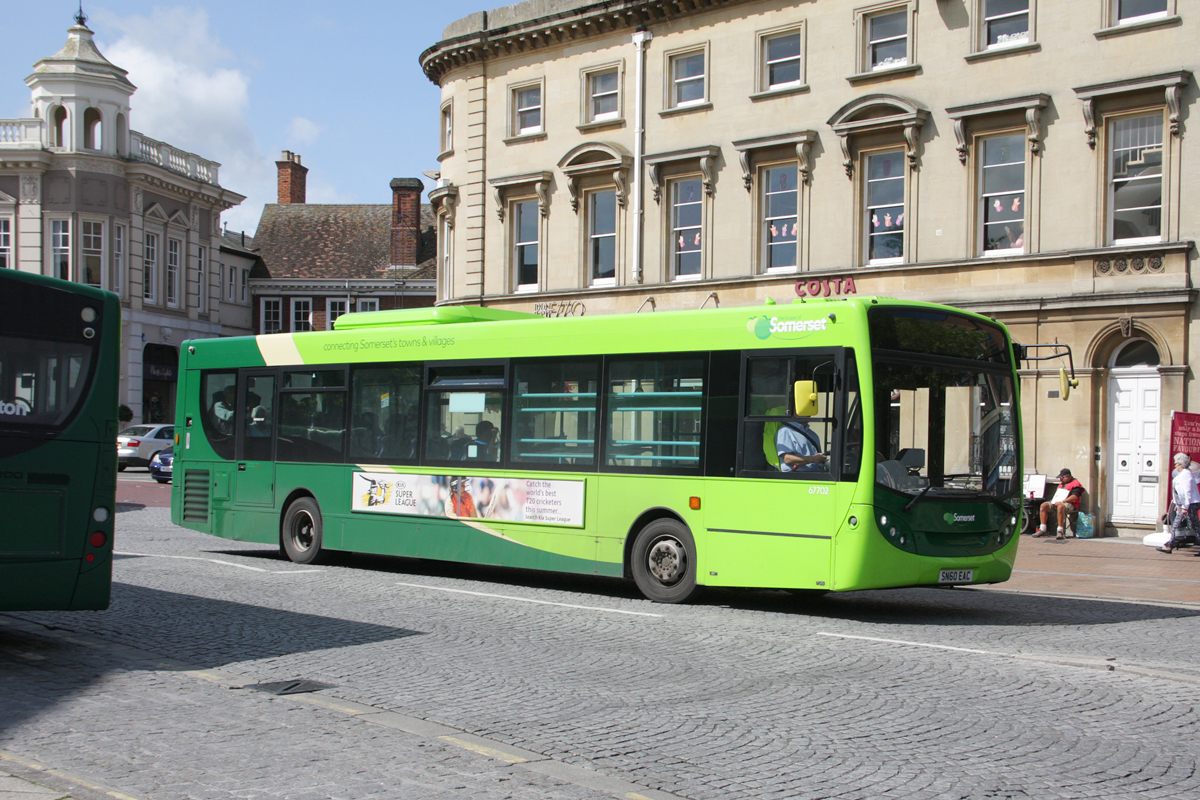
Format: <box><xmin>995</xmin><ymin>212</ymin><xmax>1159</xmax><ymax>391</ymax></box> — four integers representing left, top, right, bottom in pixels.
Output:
<box><xmin>200</xmin><ymin>371</ymin><xmax>237</xmax><ymax>460</ymax></box>
<box><xmin>350</xmin><ymin>365</ymin><xmax>421</xmax><ymax>463</ymax></box>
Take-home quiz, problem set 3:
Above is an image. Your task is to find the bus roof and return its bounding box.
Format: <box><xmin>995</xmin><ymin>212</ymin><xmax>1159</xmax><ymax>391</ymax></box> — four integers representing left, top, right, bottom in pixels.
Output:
<box><xmin>181</xmin><ymin>297</ymin><xmax>1005</xmax><ymax>370</ymax></box>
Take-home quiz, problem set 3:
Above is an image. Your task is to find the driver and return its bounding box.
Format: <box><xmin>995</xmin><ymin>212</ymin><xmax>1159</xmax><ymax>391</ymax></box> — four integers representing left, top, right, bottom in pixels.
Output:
<box><xmin>776</xmin><ymin>413</ymin><xmax>828</xmax><ymax>472</ymax></box>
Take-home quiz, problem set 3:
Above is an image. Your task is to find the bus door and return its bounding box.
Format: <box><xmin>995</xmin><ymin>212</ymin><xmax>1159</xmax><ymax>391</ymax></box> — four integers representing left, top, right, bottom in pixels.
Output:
<box><xmin>235</xmin><ymin>370</ymin><xmax>276</xmax><ymax>510</ymax></box>
<box><xmin>704</xmin><ymin>349</ymin><xmax>858</xmax><ymax>590</ymax></box>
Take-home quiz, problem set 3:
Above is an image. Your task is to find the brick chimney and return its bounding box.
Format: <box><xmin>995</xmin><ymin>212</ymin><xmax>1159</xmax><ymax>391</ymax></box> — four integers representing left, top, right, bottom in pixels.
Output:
<box><xmin>390</xmin><ymin>178</ymin><xmax>424</xmax><ymax>267</ymax></box>
<box><xmin>276</xmin><ymin>150</ymin><xmax>307</xmax><ymax>204</ymax></box>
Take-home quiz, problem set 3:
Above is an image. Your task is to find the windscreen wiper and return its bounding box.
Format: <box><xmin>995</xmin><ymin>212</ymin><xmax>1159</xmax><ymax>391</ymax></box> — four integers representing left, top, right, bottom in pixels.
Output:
<box><xmin>903</xmin><ymin>484</ymin><xmax>932</xmax><ymax>513</ymax></box>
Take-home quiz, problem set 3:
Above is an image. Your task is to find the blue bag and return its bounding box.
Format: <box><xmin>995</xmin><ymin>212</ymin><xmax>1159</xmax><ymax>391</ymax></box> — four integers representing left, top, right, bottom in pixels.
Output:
<box><xmin>1075</xmin><ymin>512</ymin><xmax>1095</xmax><ymax>539</ymax></box>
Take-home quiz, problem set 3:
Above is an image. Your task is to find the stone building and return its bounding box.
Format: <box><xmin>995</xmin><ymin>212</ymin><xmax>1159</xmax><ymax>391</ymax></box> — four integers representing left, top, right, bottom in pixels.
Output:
<box><xmin>420</xmin><ymin>0</ymin><xmax>1197</xmax><ymax>536</ymax></box>
<box><xmin>249</xmin><ymin>153</ymin><xmax>437</xmax><ymax>333</ymax></box>
<box><xmin>0</xmin><ymin>14</ymin><xmax>247</xmax><ymax>423</ymax></box>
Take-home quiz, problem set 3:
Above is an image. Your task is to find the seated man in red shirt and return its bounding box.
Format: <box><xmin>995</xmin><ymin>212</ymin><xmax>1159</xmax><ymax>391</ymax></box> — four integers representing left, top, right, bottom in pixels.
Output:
<box><xmin>1034</xmin><ymin>468</ymin><xmax>1084</xmax><ymax>539</ymax></box>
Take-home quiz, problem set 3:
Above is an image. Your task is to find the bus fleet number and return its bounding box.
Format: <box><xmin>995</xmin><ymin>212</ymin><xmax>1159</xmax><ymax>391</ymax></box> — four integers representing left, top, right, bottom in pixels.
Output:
<box><xmin>808</xmin><ymin>486</ymin><xmax>829</xmax><ymax>495</ymax></box>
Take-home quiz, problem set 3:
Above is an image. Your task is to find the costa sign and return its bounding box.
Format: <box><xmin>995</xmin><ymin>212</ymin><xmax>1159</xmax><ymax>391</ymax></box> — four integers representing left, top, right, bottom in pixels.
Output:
<box><xmin>795</xmin><ymin>276</ymin><xmax>858</xmax><ymax>298</ymax></box>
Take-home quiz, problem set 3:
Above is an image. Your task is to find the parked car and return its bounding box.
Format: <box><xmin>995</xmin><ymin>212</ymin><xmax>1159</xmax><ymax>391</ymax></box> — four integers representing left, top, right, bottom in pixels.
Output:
<box><xmin>148</xmin><ymin>446</ymin><xmax>174</xmax><ymax>484</ymax></box>
<box><xmin>117</xmin><ymin>424</ymin><xmax>174</xmax><ymax>470</ymax></box>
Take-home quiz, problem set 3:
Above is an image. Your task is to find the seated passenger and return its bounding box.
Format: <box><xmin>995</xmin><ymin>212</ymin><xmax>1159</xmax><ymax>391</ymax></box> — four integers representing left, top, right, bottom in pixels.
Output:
<box><xmin>212</xmin><ymin>385</ymin><xmax>236</xmax><ymax>435</ymax></box>
<box><xmin>469</xmin><ymin>420</ymin><xmax>499</xmax><ymax>462</ymax></box>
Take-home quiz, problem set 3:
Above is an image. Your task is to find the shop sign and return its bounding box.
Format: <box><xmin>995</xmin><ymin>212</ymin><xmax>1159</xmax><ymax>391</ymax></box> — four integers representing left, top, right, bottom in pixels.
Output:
<box><xmin>534</xmin><ymin>300</ymin><xmax>585</xmax><ymax>318</ymax></box>
<box><xmin>795</xmin><ymin>276</ymin><xmax>858</xmax><ymax>298</ymax></box>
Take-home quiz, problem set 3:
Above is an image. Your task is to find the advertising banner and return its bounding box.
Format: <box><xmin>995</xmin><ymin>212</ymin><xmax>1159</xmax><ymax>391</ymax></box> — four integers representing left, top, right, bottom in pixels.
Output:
<box><xmin>1169</xmin><ymin>411</ymin><xmax>1200</xmax><ymax>464</ymax></box>
<box><xmin>351</xmin><ymin>471</ymin><xmax>585</xmax><ymax>527</ymax></box>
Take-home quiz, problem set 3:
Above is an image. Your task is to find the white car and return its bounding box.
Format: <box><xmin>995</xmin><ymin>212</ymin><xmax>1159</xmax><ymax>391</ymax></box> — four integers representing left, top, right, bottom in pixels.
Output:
<box><xmin>117</xmin><ymin>424</ymin><xmax>174</xmax><ymax>470</ymax></box>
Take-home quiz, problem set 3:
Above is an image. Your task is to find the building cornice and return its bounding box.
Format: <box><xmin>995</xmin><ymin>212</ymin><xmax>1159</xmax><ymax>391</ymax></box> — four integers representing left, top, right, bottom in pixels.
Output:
<box><xmin>420</xmin><ymin>0</ymin><xmax>754</xmax><ymax>85</ymax></box>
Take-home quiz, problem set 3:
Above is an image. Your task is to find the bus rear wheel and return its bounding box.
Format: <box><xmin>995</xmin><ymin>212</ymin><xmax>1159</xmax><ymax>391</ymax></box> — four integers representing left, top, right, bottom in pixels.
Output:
<box><xmin>282</xmin><ymin>497</ymin><xmax>323</xmax><ymax>564</ymax></box>
<box><xmin>631</xmin><ymin>519</ymin><xmax>698</xmax><ymax>604</ymax></box>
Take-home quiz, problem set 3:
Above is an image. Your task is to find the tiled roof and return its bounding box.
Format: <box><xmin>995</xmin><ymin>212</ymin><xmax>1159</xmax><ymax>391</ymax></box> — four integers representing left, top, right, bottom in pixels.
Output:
<box><xmin>252</xmin><ymin>203</ymin><xmax>436</xmax><ymax>280</ymax></box>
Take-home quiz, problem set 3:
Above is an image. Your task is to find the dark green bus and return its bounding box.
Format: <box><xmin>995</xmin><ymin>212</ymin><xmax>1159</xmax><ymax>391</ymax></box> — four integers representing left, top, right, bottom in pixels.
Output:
<box><xmin>0</xmin><ymin>268</ymin><xmax>119</xmax><ymax>610</ymax></box>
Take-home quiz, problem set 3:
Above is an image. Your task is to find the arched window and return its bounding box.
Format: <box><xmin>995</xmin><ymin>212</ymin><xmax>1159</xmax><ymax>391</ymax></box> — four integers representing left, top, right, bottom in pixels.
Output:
<box><xmin>84</xmin><ymin>108</ymin><xmax>102</xmax><ymax>149</ymax></box>
<box><xmin>52</xmin><ymin>106</ymin><xmax>67</xmax><ymax>147</ymax></box>
<box><xmin>116</xmin><ymin>113</ymin><xmax>128</xmax><ymax>156</ymax></box>
<box><xmin>1112</xmin><ymin>338</ymin><xmax>1160</xmax><ymax>368</ymax></box>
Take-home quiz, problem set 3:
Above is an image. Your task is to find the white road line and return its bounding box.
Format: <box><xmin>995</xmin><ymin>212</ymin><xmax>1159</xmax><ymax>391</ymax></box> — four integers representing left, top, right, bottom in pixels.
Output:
<box><xmin>116</xmin><ymin>551</ymin><xmax>320</xmax><ymax>574</ymax></box>
<box><xmin>817</xmin><ymin>632</ymin><xmax>1000</xmax><ymax>655</ymax></box>
<box><xmin>394</xmin><ymin>581</ymin><xmax>664</xmax><ymax>617</ymax></box>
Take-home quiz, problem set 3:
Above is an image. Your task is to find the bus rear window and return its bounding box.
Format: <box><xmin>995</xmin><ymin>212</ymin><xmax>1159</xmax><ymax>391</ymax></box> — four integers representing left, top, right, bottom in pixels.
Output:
<box><xmin>0</xmin><ymin>335</ymin><xmax>93</xmax><ymax>428</ymax></box>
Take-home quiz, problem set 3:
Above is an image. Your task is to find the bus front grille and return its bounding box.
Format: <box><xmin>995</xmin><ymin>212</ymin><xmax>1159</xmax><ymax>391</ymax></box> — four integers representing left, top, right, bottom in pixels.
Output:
<box><xmin>182</xmin><ymin>470</ymin><xmax>211</xmax><ymax>524</ymax></box>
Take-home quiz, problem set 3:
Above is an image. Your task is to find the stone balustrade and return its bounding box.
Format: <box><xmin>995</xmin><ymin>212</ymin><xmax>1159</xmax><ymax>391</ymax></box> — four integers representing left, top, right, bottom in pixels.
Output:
<box><xmin>129</xmin><ymin>131</ymin><xmax>220</xmax><ymax>185</ymax></box>
<box><xmin>0</xmin><ymin>122</ymin><xmax>220</xmax><ymax>186</ymax></box>
<box><xmin>0</xmin><ymin>119</ymin><xmax>44</xmax><ymax>146</ymax></box>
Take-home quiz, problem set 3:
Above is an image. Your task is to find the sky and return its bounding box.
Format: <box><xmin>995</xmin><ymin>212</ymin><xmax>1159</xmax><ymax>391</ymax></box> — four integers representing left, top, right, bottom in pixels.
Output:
<box><xmin>2</xmin><ymin>1</ymin><xmax>491</xmax><ymax>234</ymax></box>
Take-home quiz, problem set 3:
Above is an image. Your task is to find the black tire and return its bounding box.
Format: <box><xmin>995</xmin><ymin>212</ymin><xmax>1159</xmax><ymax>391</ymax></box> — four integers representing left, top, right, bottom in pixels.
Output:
<box><xmin>282</xmin><ymin>497</ymin><xmax>323</xmax><ymax>564</ymax></box>
<box><xmin>117</xmin><ymin>464</ymin><xmax>127</xmax><ymax>472</ymax></box>
<box><xmin>154</xmin><ymin>477</ymin><xmax>170</xmax><ymax>484</ymax></box>
<box><xmin>631</xmin><ymin>518</ymin><xmax>698</xmax><ymax>603</ymax></box>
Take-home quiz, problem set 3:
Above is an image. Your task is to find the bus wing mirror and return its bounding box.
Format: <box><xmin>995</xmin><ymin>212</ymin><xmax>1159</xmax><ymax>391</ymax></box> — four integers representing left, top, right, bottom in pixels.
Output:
<box><xmin>793</xmin><ymin>380</ymin><xmax>819</xmax><ymax>417</ymax></box>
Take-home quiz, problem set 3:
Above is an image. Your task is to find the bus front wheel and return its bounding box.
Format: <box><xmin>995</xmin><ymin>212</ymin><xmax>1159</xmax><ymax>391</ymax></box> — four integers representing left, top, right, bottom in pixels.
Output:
<box><xmin>282</xmin><ymin>497</ymin><xmax>323</xmax><ymax>564</ymax></box>
<box><xmin>631</xmin><ymin>519</ymin><xmax>698</xmax><ymax>604</ymax></box>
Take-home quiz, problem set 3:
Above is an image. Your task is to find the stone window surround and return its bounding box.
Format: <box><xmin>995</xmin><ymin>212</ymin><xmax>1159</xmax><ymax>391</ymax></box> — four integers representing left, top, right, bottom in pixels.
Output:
<box><xmin>644</xmin><ymin>145</ymin><xmax>720</xmax><ymax>204</ymax></box>
<box><xmin>439</xmin><ymin>100</ymin><xmax>453</xmax><ymax>160</ymax></box>
<box><xmin>505</xmin><ymin>77</ymin><xmax>546</xmax><ymax>142</ymax></box>
<box><xmin>965</xmin><ymin>0</ymin><xmax>1040</xmax><ymax>62</ymax></box>
<box><xmin>1096</xmin><ymin>0</ymin><xmax>1180</xmax><ymax>38</ymax></box>
<box><xmin>849</xmin><ymin>0</ymin><xmax>920</xmax><ymax>84</ymax></box>
<box><xmin>1073</xmin><ymin>70</ymin><xmax>1190</xmax><ymax>148</ymax></box>
<box><xmin>753</xmin><ymin>21</ymin><xmax>808</xmax><ymax>98</ymax></box>
<box><xmin>661</xmin><ymin>41</ymin><xmax>711</xmax><ymax>116</ymax></box>
<box><xmin>579</xmin><ymin>60</ymin><xmax>625</xmax><ymax>130</ymax></box>
<box><xmin>946</xmin><ymin>93</ymin><xmax>1048</xmax><ymax>164</ymax></box>
<box><xmin>828</xmin><ymin>94</ymin><xmax>929</xmax><ymax>178</ymax></box>
<box><xmin>558</xmin><ymin>142</ymin><xmax>633</xmax><ymax>214</ymax></box>
<box><xmin>488</xmin><ymin>172</ymin><xmax>552</xmax><ymax>222</ymax></box>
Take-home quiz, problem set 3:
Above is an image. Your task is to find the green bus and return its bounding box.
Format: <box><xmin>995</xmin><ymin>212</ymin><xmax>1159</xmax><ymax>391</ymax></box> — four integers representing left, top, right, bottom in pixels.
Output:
<box><xmin>171</xmin><ymin>297</ymin><xmax>1022</xmax><ymax>602</ymax></box>
<box><xmin>0</xmin><ymin>268</ymin><xmax>119</xmax><ymax>610</ymax></box>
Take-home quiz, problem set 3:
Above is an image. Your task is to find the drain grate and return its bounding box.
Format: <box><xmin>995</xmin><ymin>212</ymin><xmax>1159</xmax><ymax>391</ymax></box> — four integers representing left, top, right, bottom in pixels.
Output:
<box><xmin>248</xmin><ymin>679</ymin><xmax>335</xmax><ymax>695</ymax></box>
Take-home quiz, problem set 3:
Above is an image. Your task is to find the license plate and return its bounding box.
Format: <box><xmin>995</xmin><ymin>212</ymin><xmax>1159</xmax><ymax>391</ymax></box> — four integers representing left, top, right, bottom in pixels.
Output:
<box><xmin>938</xmin><ymin>569</ymin><xmax>974</xmax><ymax>584</ymax></box>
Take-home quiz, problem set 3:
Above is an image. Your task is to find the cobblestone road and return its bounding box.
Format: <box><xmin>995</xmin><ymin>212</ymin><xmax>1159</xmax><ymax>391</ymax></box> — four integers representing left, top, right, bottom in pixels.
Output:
<box><xmin>3</xmin><ymin>506</ymin><xmax>1200</xmax><ymax>800</ymax></box>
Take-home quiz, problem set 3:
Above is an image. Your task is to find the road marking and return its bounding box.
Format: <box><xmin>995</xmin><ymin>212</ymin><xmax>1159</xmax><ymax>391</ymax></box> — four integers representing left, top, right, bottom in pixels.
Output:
<box><xmin>817</xmin><ymin>632</ymin><xmax>999</xmax><ymax>655</ymax></box>
<box><xmin>116</xmin><ymin>551</ymin><xmax>320</xmax><ymax>574</ymax></box>
<box><xmin>438</xmin><ymin>736</ymin><xmax>530</xmax><ymax>763</ymax></box>
<box><xmin>1015</xmin><ymin>568</ymin><xmax>1200</xmax><ymax>584</ymax></box>
<box><xmin>394</xmin><ymin>581</ymin><xmax>664</xmax><ymax>617</ymax></box>
<box><xmin>0</xmin><ymin>750</ymin><xmax>145</xmax><ymax>800</ymax></box>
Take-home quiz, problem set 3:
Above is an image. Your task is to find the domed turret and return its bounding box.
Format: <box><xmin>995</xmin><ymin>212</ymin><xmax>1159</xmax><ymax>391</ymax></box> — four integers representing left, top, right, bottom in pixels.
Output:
<box><xmin>25</xmin><ymin>10</ymin><xmax>135</xmax><ymax>155</ymax></box>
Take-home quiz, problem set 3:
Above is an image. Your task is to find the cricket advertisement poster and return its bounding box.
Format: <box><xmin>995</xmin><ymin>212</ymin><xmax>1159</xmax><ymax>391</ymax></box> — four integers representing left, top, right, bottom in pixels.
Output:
<box><xmin>351</xmin><ymin>472</ymin><xmax>585</xmax><ymax>527</ymax></box>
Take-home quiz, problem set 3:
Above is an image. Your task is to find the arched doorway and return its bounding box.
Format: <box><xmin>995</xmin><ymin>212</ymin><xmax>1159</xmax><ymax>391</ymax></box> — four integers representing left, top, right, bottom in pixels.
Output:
<box><xmin>1106</xmin><ymin>338</ymin><xmax>1162</xmax><ymax>525</ymax></box>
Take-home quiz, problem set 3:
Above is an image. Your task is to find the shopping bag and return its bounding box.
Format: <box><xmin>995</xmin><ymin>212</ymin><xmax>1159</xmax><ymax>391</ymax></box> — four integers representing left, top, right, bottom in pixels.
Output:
<box><xmin>1075</xmin><ymin>512</ymin><xmax>1095</xmax><ymax>539</ymax></box>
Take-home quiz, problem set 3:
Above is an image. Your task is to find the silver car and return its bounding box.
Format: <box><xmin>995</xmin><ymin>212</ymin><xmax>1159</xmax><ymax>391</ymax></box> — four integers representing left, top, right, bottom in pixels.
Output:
<box><xmin>117</xmin><ymin>424</ymin><xmax>174</xmax><ymax>470</ymax></box>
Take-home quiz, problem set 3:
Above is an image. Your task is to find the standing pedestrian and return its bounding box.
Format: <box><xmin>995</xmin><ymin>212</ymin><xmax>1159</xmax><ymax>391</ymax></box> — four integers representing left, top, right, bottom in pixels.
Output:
<box><xmin>1159</xmin><ymin>453</ymin><xmax>1200</xmax><ymax>554</ymax></box>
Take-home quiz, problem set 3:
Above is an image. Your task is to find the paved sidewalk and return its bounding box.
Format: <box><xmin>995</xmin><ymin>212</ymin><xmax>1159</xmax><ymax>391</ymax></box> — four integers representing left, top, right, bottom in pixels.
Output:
<box><xmin>984</xmin><ymin>533</ymin><xmax>1200</xmax><ymax>604</ymax></box>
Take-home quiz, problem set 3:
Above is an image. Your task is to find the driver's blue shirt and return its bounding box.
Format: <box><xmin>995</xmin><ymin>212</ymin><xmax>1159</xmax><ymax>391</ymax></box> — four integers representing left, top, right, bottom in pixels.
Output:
<box><xmin>776</xmin><ymin>423</ymin><xmax>822</xmax><ymax>472</ymax></box>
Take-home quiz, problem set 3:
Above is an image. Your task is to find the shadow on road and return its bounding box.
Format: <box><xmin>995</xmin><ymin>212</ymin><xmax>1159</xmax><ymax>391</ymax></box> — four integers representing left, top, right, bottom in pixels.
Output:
<box><xmin>0</xmin><ymin>583</ymin><xmax>422</xmax><ymax>738</ymax></box>
<box><xmin>212</xmin><ymin>546</ymin><xmax>1200</xmax><ymax>627</ymax></box>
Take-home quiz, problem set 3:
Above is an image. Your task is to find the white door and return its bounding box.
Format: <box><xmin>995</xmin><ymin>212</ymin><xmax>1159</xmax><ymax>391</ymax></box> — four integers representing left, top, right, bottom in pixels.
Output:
<box><xmin>1107</xmin><ymin>371</ymin><xmax>1161</xmax><ymax>524</ymax></box>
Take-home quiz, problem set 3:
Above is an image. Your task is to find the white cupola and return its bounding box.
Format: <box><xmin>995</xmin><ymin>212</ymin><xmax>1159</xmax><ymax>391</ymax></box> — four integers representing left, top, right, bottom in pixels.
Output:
<box><xmin>25</xmin><ymin>8</ymin><xmax>136</xmax><ymax>156</ymax></box>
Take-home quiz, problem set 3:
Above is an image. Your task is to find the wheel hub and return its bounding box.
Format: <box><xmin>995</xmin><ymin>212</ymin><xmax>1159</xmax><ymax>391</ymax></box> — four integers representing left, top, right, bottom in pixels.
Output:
<box><xmin>647</xmin><ymin>538</ymin><xmax>683</xmax><ymax>584</ymax></box>
<box><xmin>292</xmin><ymin>513</ymin><xmax>314</xmax><ymax>551</ymax></box>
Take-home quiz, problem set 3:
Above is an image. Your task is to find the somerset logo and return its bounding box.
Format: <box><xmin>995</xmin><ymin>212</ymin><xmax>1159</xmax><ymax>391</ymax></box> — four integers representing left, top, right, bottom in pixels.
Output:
<box><xmin>943</xmin><ymin>512</ymin><xmax>977</xmax><ymax>524</ymax></box>
<box><xmin>747</xmin><ymin>315</ymin><xmax>829</xmax><ymax>340</ymax></box>
<box><xmin>0</xmin><ymin>401</ymin><xmax>29</xmax><ymax>417</ymax></box>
